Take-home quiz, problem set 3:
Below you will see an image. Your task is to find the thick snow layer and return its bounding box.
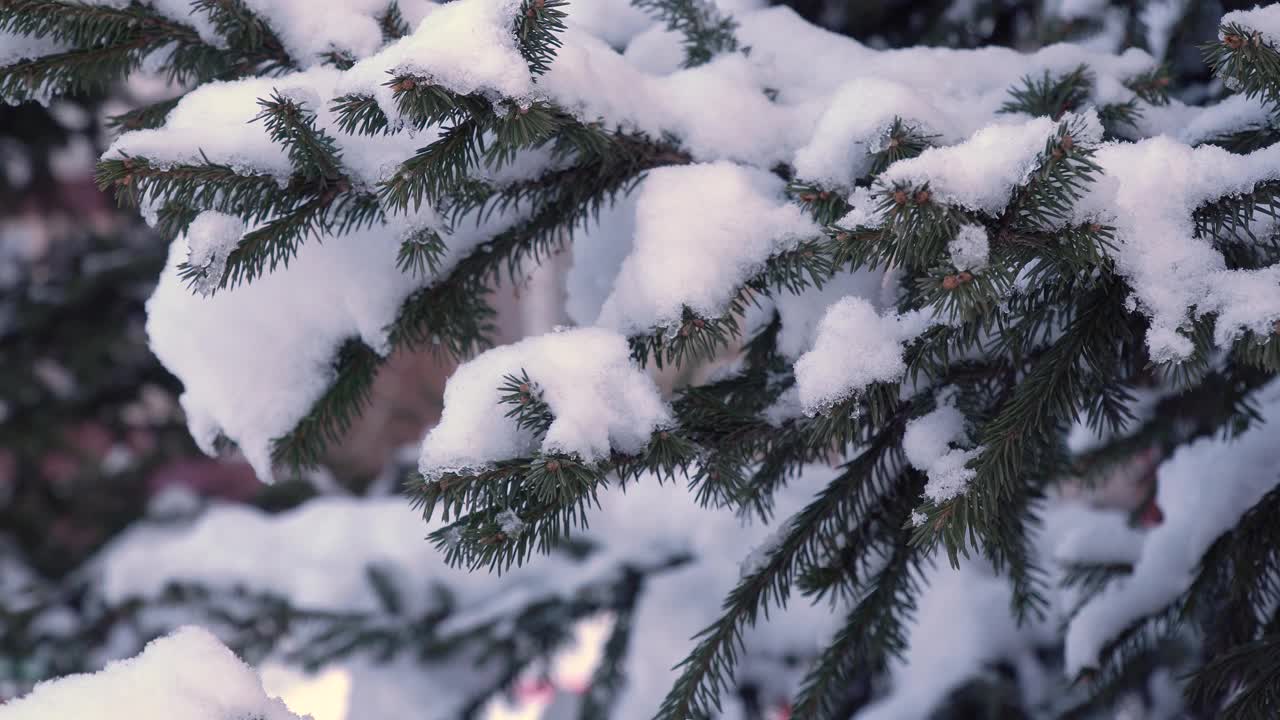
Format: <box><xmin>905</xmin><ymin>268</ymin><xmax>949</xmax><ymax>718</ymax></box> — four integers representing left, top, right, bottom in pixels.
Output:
<box><xmin>87</xmin><ymin>0</ymin><xmax>1265</xmax><ymax>483</ymax></box>
<box><xmin>417</xmin><ymin>327</ymin><xmax>671</xmax><ymax>476</ymax></box>
<box><xmin>1221</xmin><ymin>5</ymin><xmax>1280</xmax><ymax>44</ymax></box>
<box><xmin>148</xmin><ymin>204</ymin><xmax>504</xmax><ymax>481</ymax></box>
<box><xmin>596</xmin><ymin>163</ymin><xmax>817</xmax><ymax>333</ymax></box>
<box><xmin>1065</xmin><ymin>380</ymin><xmax>1280</xmax><ymax>674</ymax></box>
<box><xmin>775</xmin><ymin>268</ymin><xmax>886</xmax><ymax>360</ymax></box>
<box><xmin>793</xmin><ymin>297</ymin><xmax>935</xmax><ymax>414</ymax></box>
<box><xmin>1138</xmin><ymin>93</ymin><xmax>1275</xmax><ymax>148</ymax></box>
<box><xmin>108</xmin><ymin>67</ymin><xmax>429</xmax><ymax>186</ymax></box>
<box><xmin>148</xmin><ymin>224</ymin><xmax>419</xmax><ymax>480</ymax></box>
<box><xmin>340</xmin><ymin>0</ymin><xmax>531</xmax><ymax>116</ymax></box>
<box><xmin>564</xmin><ymin>193</ymin><xmax>637</xmax><ymax>327</ymax></box>
<box><xmin>0</xmin><ymin>627</ymin><xmax>304</xmax><ymax>720</ymax></box>
<box><xmin>792</xmin><ymin>79</ymin><xmax>947</xmax><ymax>188</ymax></box>
<box><xmin>902</xmin><ymin>403</ymin><xmax>980</xmax><ymax>503</ymax></box>
<box><xmin>1076</xmin><ymin>139</ymin><xmax>1280</xmax><ymax>361</ymax></box>
<box><xmin>878</xmin><ymin>112</ymin><xmax>1102</xmax><ymax>215</ymax></box>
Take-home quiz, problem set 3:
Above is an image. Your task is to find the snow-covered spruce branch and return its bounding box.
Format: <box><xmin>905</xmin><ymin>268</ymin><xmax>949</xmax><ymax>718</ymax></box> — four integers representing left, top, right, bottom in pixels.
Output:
<box><xmin>0</xmin><ymin>0</ymin><xmax>296</xmax><ymax>101</ymax></box>
<box><xmin>5</xmin><ymin>0</ymin><xmax>1280</xmax><ymax>716</ymax></box>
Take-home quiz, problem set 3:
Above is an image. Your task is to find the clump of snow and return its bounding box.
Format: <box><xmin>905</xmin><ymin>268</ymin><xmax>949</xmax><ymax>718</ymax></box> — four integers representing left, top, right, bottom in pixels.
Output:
<box><xmin>947</xmin><ymin>223</ymin><xmax>990</xmax><ymax>271</ymax></box>
<box><xmin>738</xmin><ymin>524</ymin><xmax>789</xmax><ymax>578</ymax></box>
<box><xmin>1221</xmin><ymin>5</ymin><xmax>1280</xmax><ymax>46</ymax></box>
<box><xmin>1139</xmin><ymin>93</ymin><xmax>1274</xmax><ymax>147</ymax></box>
<box><xmin>0</xmin><ymin>626</ymin><xmax>304</xmax><ymax>720</ymax></box>
<box><xmin>340</xmin><ymin>0</ymin><xmax>532</xmax><ymax>119</ymax></box>
<box><xmin>147</xmin><ymin>204</ymin><xmax>498</xmax><ymax>481</ymax></box>
<box><xmin>792</xmin><ymin>78</ymin><xmax>945</xmax><ymax>188</ymax></box>
<box><xmin>183</xmin><ymin>212</ymin><xmax>246</xmax><ymax>297</ymax></box>
<box><xmin>1073</xmin><ymin>138</ymin><xmax>1280</xmax><ymax>362</ymax></box>
<box><xmin>418</xmin><ymin>327</ymin><xmax>671</xmax><ymax>478</ymax></box>
<box><xmin>495</xmin><ymin>508</ymin><xmax>527</xmax><ymax>537</ymax></box>
<box><xmin>775</xmin><ymin>268</ymin><xmax>886</xmax><ymax>359</ymax></box>
<box><xmin>564</xmin><ymin>194</ymin><xmax>637</xmax><ymax>327</ymax></box>
<box><xmin>108</xmin><ymin>67</ymin><xmax>432</xmax><ymax>187</ymax></box>
<box><xmin>595</xmin><ymin>162</ymin><xmax>818</xmax><ymax>333</ymax></box>
<box><xmin>562</xmin><ymin>0</ymin><xmax>653</xmax><ymax>49</ymax></box>
<box><xmin>1065</xmin><ymin>379</ymin><xmax>1280</xmax><ymax>674</ymax></box>
<box><xmin>902</xmin><ymin>402</ymin><xmax>980</xmax><ymax>503</ymax></box>
<box><xmin>793</xmin><ymin>297</ymin><xmax>936</xmax><ymax>414</ymax></box>
<box><xmin>878</xmin><ymin>112</ymin><xmax>1102</xmax><ymax>215</ymax></box>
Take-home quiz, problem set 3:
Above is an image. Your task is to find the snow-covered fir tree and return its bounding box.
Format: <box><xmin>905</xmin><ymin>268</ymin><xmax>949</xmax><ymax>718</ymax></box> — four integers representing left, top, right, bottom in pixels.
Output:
<box><xmin>2</xmin><ymin>0</ymin><xmax>1280</xmax><ymax>718</ymax></box>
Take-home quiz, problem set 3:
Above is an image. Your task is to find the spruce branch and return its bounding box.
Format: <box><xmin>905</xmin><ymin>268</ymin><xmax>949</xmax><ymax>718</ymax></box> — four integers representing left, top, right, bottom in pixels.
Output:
<box><xmin>1125</xmin><ymin>65</ymin><xmax>1171</xmax><ymax>106</ymax></box>
<box><xmin>999</xmin><ymin>64</ymin><xmax>1092</xmax><ymax>119</ymax></box>
<box><xmin>654</xmin><ymin>418</ymin><xmax>910</xmax><ymax>720</ymax></box>
<box><xmin>1060</xmin><ymin>636</ymin><xmax>1190</xmax><ymax>720</ymax></box>
<box><xmin>498</xmin><ymin>369</ymin><xmax>554</xmax><ymax>436</ymax></box>
<box><xmin>96</xmin><ymin>155</ymin><xmax>294</xmax><ymax>224</ymax></box>
<box><xmin>107</xmin><ymin>94</ymin><xmax>183</xmax><ymax>131</ymax></box>
<box><xmin>631</xmin><ymin>0</ymin><xmax>738</xmax><ymax>68</ymax></box>
<box><xmin>788</xmin><ymin>181</ymin><xmax>851</xmax><ymax>225</ymax></box>
<box><xmin>379</xmin><ymin>2</ymin><xmax>411</xmax><ymax>42</ymax></box>
<box><xmin>333</xmin><ymin>92</ymin><xmax>392</xmax><ymax>136</ymax></box>
<box><xmin>396</xmin><ymin>226</ymin><xmax>447</xmax><ymax>277</ymax></box>
<box><xmin>515</xmin><ymin>0</ymin><xmax>569</xmax><ymax>77</ymax></box>
<box><xmin>867</xmin><ymin>117</ymin><xmax>938</xmax><ymax>177</ymax></box>
<box><xmin>191</xmin><ymin>0</ymin><xmax>293</xmax><ymax>70</ymax></box>
<box><xmin>1201</xmin><ymin>122</ymin><xmax>1280</xmax><ymax>155</ymax></box>
<box><xmin>1193</xmin><ymin>179</ymin><xmax>1280</xmax><ymax>258</ymax></box>
<box><xmin>270</xmin><ymin>340</ymin><xmax>381</xmax><ymax>470</ymax></box>
<box><xmin>253</xmin><ymin>92</ymin><xmax>346</xmax><ymax>187</ymax></box>
<box><xmin>790</xmin><ymin>518</ymin><xmax>925</xmax><ymax>720</ymax></box>
<box><xmin>1205</xmin><ymin>22</ymin><xmax>1280</xmax><ymax>107</ymax></box>
<box><xmin>0</xmin><ymin>0</ymin><xmax>293</xmax><ymax>101</ymax></box>
<box><xmin>0</xmin><ymin>0</ymin><xmax>198</xmax><ymax>47</ymax></box>
<box><xmin>628</xmin><ymin>239</ymin><xmax>834</xmax><ymax>370</ymax></box>
<box><xmin>1187</xmin><ymin>635</ymin><xmax>1280</xmax><ymax>719</ymax></box>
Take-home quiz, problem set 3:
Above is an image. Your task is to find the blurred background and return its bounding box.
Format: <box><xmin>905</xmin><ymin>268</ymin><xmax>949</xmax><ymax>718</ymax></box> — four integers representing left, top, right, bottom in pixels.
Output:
<box><xmin>0</xmin><ymin>1</ymin><xmax>1255</xmax><ymax>718</ymax></box>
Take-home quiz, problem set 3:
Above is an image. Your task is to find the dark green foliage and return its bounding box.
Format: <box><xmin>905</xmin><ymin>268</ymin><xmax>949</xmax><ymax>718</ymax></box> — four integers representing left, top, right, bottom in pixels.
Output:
<box><xmin>396</xmin><ymin>226</ymin><xmax>448</xmax><ymax>277</ymax></box>
<box><xmin>271</xmin><ymin>340</ymin><xmax>382</xmax><ymax>470</ymax></box>
<box><xmin>1000</xmin><ymin>64</ymin><xmax>1092</xmax><ymax>119</ymax></box>
<box><xmin>1193</xmin><ymin>179</ymin><xmax>1280</xmax><ymax>266</ymax></box>
<box><xmin>0</xmin><ymin>0</ymin><xmax>293</xmax><ymax>101</ymax></box>
<box><xmin>1205</xmin><ymin>22</ymin><xmax>1280</xmax><ymax>106</ymax></box>
<box><xmin>866</xmin><ymin>117</ymin><xmax>937</xmax><ymax>178</ymax></box>
<box><xmin>379</xmin><ymin>2</ymin><xmax>411</xmax><ymax>42</ymax></box>
<box><xmin>516</xmin><ymin>0</ymin><xmax>569</xmax><ymax>77</ymax></box>
<box><xmin>1187</xmin><ymin>635</ymin><xmax>1280</xmax><ymax>719</ymax></box>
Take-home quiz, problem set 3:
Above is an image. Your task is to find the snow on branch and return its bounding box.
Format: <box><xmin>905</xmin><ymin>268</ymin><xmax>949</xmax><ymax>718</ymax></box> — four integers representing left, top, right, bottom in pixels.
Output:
<box><xmin>418</xmin><ymin>327</ymin><xmax>671</xmax><ymax>478</ymax></box>
<box><xmin>1</xmin><ymin>627</ymin><xmax>305</xmax><ymax>720</ymax></box>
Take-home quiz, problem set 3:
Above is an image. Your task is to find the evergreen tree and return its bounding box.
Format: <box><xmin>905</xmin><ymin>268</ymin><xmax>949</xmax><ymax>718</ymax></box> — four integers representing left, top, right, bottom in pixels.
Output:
<box><xmin>2</xmin><ymin>1</ymin><xmax>1280</xmax><ymax>719</ymax></box>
